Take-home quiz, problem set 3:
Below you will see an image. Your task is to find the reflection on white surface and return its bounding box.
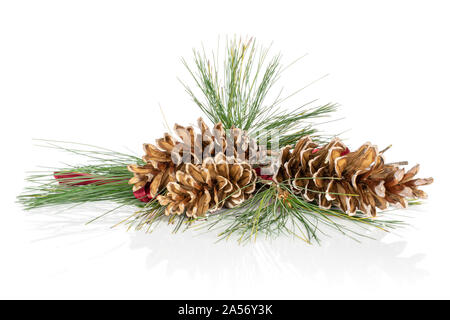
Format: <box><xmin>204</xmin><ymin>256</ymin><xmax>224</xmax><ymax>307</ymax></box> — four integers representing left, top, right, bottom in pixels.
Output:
<box><xmin>25</xmin><ymin>202</ymin><xmax>427</xmax><ymax>297</ymax></box>
<box><xmin>129</xmin><ymin>226</ymin><xmax>426</xmax><ymax>285</ymax></box>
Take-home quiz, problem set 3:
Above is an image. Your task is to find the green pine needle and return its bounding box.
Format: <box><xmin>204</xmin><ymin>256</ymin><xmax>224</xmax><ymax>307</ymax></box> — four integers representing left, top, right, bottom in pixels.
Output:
<box><xmin>18</xmin><ymin>140</ymin><xmax>146</xmax><ymax>210</ymax></box>
<box><xmin>180</xmin><ymin>37</ymin><xmax>338</xmax><ymax>148</ymax></box>
<box><xmin>183</xmin><ymin>183</ymin><xmax>405</xmax><ymax>244</ymax></box>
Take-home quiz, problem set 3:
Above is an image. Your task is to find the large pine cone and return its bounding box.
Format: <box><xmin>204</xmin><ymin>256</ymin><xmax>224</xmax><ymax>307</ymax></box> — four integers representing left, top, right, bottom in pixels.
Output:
<box><xmin>128</xmin><ymin>118</ymin><xmax>261</xmax><ymax>197</ymax></box>
<box><xmin>274</xmin><ymin>136</ymin><xmax>433</xmax><ymax>216</ymax></box>
<box><xmin>157</xmin><ymin>153</ymin><xmax>257</xmax><ymax>217</ymax></box>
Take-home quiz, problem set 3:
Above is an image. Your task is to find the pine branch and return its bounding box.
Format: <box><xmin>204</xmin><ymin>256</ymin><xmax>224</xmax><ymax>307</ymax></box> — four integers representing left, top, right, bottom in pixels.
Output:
<box><xmin>180</xmin><ymin>37</ymin><xmax>338</xmax><ymax>148</ymax></box>
<box><xmin>18</xmin><ymin>141</ymin><xmax>145</xmax><ymax>210</ymax></box>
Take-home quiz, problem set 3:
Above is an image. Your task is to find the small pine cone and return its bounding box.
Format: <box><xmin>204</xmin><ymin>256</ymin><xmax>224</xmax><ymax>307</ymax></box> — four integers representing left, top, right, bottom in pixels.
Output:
<box><xmin>156</xmin><ymin>153</ymin><xmax>257</xmax><ymax>218</ymax></box>
<box><xmin>274</xmin><ymin>136</ymin><xmax>433</xmax><ymax>217</ymax></box>
<box><xmin>127</xmin><ymin>133</ymin><xmax>178</xmax><ymax>196</ymax></box>
<box><xmin>128</xmin><ymin>118</ymin><xmax>263</xmax><ymax>197</ymax></box>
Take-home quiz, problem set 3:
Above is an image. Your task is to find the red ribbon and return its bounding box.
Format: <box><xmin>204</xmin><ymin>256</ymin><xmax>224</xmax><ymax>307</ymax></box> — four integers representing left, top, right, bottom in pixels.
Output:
<box><xmin>133</xmin><ymin>184</ymin><xmax>153</xmax><ymax>202</ymax></box>
<box><xmin>53</xmin><ymin>172</ymin><xmax>108</xmax><ymax>186</ymax></box>
<box><xmin>255</xmin><ymin>167</ymin><xmax>273</xmax><ymax>180</ymax></box>
<box><xmin>53</xmin><ymin>172</ymin><xmax>152</xmax><ymax>202</ymax></box>
<box><xmin>340</xmin><ymin>147</ymin><xmax>350</xmax><ymax>156</ymax></box>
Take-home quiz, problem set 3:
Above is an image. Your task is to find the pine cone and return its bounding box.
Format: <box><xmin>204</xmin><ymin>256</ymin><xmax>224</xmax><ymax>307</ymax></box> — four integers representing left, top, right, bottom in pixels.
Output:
<box><xmin>156</xmin><ymin>153</ymin><xmax>257</xmax><ymax>217</ymax></box>
<box><xmin>128</xmin><ymin>118</ymin><xmax>262</xmax><ymax>197</ymax></box>
<box><xmin>127</xmin><ymin>133</ymin><xmax>177</xmax><ymax>195</ymax></box>
<box><xmin>274</xmin><ymin>136</ymin><xmax>433</xmax><ymax>216</ymax></box>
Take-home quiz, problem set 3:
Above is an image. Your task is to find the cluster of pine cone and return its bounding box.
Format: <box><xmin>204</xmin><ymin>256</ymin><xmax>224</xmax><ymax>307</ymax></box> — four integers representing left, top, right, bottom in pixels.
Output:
<box><xmin>128</xmin><ymin>118</ymin><xmax>432</xmax><ymax>218</ymax></box>
<box><xmin>128</xmin><ymin>118</ymin><xmax>262</xmax><ymax>217</ymax></box>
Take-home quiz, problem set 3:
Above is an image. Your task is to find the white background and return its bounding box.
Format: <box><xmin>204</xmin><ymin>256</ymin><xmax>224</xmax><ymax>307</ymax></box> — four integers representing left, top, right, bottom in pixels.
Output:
<box><xmin>1</xmin><ymin>0</ymin><xmax>448</xmax><ymax>299</ymax></box>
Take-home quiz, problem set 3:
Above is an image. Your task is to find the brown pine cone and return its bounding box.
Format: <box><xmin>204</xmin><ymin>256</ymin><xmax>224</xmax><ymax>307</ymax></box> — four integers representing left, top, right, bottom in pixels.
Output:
<box><xmin>127</xmin><ymin>133</ymin><xmax>177</xmax><ymax>196</ymax></box>
<box><xmin>274</xmin><ymin>136</ymin><xmax>433</xmax><ymax>216</ymax></box>
<box><xmin>128</xmin><ymin>118</ymin><xmax>262</xmax><ymax>197</ymax></box>
<box><xmin>156</xmin><ymin>153</ymin><xmax>257</xmax><ymax>217</ymax></box>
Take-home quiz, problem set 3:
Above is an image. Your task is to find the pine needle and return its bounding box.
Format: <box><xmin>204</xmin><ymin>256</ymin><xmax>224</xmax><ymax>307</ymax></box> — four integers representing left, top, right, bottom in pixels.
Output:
<box><xmin>18</xmin><ymin>141</ymin><xmax>145</xmax><ymax>210</ymax></box>
<box><xmin>184</xmin><ymin>183</ymin><xmax>405</xmax><ymax>244</ymax></box>
<box><xmin>180</xmin><ymin>37</ymin><xmax>338</xmax><ymax>148</ymax></box>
